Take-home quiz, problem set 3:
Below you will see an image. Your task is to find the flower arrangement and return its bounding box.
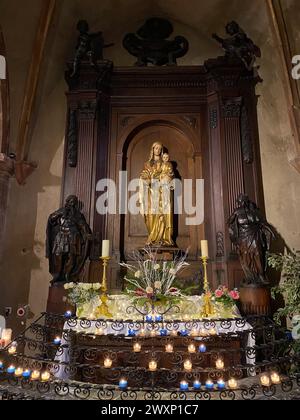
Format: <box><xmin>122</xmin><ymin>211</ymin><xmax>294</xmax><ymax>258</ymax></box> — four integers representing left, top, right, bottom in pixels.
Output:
<box><xmin>64</xmin><ymin>283</ymin><xmax>101</xmax><ymax>307</ymax></box>
<box><xmin>120</xmin><ymin>248</ymin><xmax>189</xmax><ymax>308</ymax></box>
<box><xmin>213</xmin><ymin>286</ymin><xmax>240</xmax><ymax>309</ymax></box>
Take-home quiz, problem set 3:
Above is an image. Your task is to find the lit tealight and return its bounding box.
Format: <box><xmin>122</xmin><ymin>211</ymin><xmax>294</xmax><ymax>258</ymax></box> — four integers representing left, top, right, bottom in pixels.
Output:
<box><xmin>133</xmin><ymin>343</ymin><xmax>142</xmax><ymax>353</ymax></box>
<box><xmin>205</xmin><ymin>380</ymin><xmax>214</xmax><ymax>390</ymax></box>
<box><xmin>199</xmin><ymin>344</ymin><xmax>207</xmax><ymax>353</ymax></box>
<box><xmin>217</xmin><ymin>379</ymin><xmax>226</xmax><ymax>390</ymax></box>
<box><xmin>15</xmin><ymin>367</ymin><xmax>24</xmax><ymax>378</ymax></box>
<box><xmin>139</xmin><ymin>329</ymin><xmax>147</xmax><ymax>338</ymax></box>
<box><xmin>0</xmin><ymin>361</ymin><xmax>4</xmax><ymax>369</ymax></box>
<box><xmin>41</xmin><ymin>371</ymin><xmax>51</xmax><ymax>382</ymax></box>
<box><xmin>228</xmin><ymin>378</ymin><xmax>238</xmax><ymax>390</ymax></box>
<box><xmin>22</xmin><ymin>370</ymin><xmax>31</xmax><ymax>379</ymax></box>
<box><xmin>188</xmin><ymin>344</ymin><xmax>196</xmax><ymax>354</ymax></box>
<box><xmin>260</xmin><ymin>375</ymin><xmax>271</xmax><ymax>387</ymax></box>
<box><xmin>7</xmin><ymin>365</ymin><xmax>16</xmax><ymax>374</ymax></box>
<box><xmin>31</xmin><ymin>371</ymin><xmax>40</xmax><ymax>381</ymax></box>
<box><xmin>165</xmin><ymin>344</ymin><xmax>174</xmax><ymax>353</ymax></box>
<box><xmin>54</xmin><ymin>337</ymin><xmax>61</xmax><ymax>345</ymax></box>
<box><xmin>149</xmin><ymin>361</ymin><xmax>158</xmax><ymax>372</ymax></box>
<box><xmin>209</xmin><ymin>328</ymin><xmax>217</xmax><ymax>336</ymax></box>
<box><xmin>193</xmin><ymin>380</ymin><xmax>201</xmax><ymax>390</ymax></box>
<box><xmin>95</xmin><ymin>328</ymin><xmax>104</xmax><ymax>336</ymax></box>
<box><xmin>104</xmin><ymin>358</ymin><xmax>113</xmax><ymax>369</ymax></box>
<box><xmin>191</xmin><ymin>329</ymin><xmax>199</xmax><ymax>337</ymax></box>
<box><xmin>271</xmin><ymin>372</ymin><xmax>281</xmax><ymax>385</ymax></box>
<box><xmin>171</xmin><ymin>330</ymin><xmax>178</xmax><ymax>337</ymax></box>
<box><xmin>8</xmin><ymin>345</ymin><xmax>17</xmax><ymax>355</ymax></box>
<box><xmin>216</xmin><ymin>359</ymin><xmax>225</xmax><ymax>370</ymax></box>
<box><xmin>150</xmin><ymin>330</ymin><xmax>157</xmax><ymax>338</ymax></box>
<box><xmin>184</xmin><ymin>360</ymin><xmax>193</xmax><ymax>372</ymax></box>
<box><xmin>119</xmin><ymin>379</ymin><xmax>128</xmax><ymax>390</ymax></box>
<box><xmin>180</xmin><ymin>381</ymin><xmax>189</xmax><ymax>391</ymax></box>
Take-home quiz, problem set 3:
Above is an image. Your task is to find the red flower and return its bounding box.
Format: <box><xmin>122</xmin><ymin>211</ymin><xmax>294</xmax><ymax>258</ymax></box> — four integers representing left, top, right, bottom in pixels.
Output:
<box><xmin>229</xmin><ymin>290</ymin><xmax>240</xmax><ymax>300</ymax></box>
<box><xmin>215</xmin><ymin>289</ymin><xmax>224</xmax><ymax>298</ymax></box>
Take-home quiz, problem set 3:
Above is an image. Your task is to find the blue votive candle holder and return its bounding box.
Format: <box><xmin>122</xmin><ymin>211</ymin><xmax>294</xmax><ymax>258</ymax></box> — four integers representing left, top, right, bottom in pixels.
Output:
<box><xmin>146</xmin><ymin>315</ymin><xmax>153</xmax><ymax>323</ymax></box>
<box><xmin>193</xmin><ymin>381</ymin><xmax>201</xmax><ymax>390</ymax></box>
<box><xmin>128</xmin><ymin>329</ymin><xmax>136</xmax><ymax>337</ymax></box>
<box><xmin>22</xmin><ymin>370</ymin><xmax>31</xmax><ymax>379</ymax></box>
<box><xmin>119</xmin><ymin>379</ymin><xmax>128</xmax><ymax>390</ymax></box>
<box><xmin>180</xmin><ymin>330</ymin><xmax>189</xmax><ymax>337</ymax></box>
<box><xmin>0</xmin><ymin>361</ymin><xmax>4</xmax><ymax>370</ymax></box>
<box><xmin>160</xmin><ymin>329</ymin><xmax>168</xmax><ymax>337</ymax></box>
<box><xmin>7</xmin><ymin>366</ymin><xmax>16</xmax><ymax>374</ymax></box>
<box><xmin>217</xmin><ymin>380</ymin><xmax>226</xmax><ymax>390</ymax></box>
<box><xmin>155</xmin><ymin>315</ymin><xmax>162</xmax><ymax>322</ymax></box>
<box><xmin>54</xmin><ymin>337</ymin><xmax>61</xmax><ymax>346</ymax></box>
<box><xmin>64</xmin><ymin>311</ymin><xmax>72</xmax><ymax>319</ymax></box>
<box><xmin>199</xmin><ymin>344</ymin><xmax>207</xmax><ymax>353</ymax></box>
<box><xmin>180</xmin><ymin>381</ymin><xmax>189</xmax><ymax>391</ymax></box>
<box><xmin>205</xmin><ymin>380</ymin><xmax>214</xmax><ymax>390</ymax></box>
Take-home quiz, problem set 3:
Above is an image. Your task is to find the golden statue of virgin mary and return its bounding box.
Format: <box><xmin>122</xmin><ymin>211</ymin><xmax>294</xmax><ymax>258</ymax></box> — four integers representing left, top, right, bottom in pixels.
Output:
<box><xmin>139</xmin><ymin>142</ymin><xmax>175</xmax><ymax>247</ymax></box>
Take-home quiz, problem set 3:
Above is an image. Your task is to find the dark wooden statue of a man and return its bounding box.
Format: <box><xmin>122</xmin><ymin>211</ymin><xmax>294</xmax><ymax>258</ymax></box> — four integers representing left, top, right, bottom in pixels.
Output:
<box><xmin>228</xmin><ymin>194</ymin><xmax>276</xmax><ymax>286</ymax></box>
<box><xmin>46</xmin><ymin>195</ymin><xmax>92</xmax><ymax>284</ymax></box>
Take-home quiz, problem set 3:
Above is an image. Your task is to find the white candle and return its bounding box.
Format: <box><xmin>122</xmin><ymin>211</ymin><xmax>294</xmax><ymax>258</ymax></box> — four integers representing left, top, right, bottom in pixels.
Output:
<box><xmin>201</xmin><ymin>240</ymin><xmax>209</xmax><ymax>258</ymax></box>
<box><xmin>15</xmin><ymin>367</ymin><xmax>23</xmax><ymax>377</ymax></box>
<box><xmin>133</xmin><ymin>343</ymin><xmax>142</xmax><ymax>353</ymax></box>
<box><xmin>165</xmin><ymin>344</ymin><xmax>174</xmax><ymax>353</ymax></box>
<box><xmin>104</xmin><ymin>358</ymin><xmax>113</xmax><ymax>369</ymax></box>
<box><xmin>260</xmin><ymin>375</ymin><xmax>271</xmax><ymax>387</ymax></box>
<box><xmin>216</xmin><ymin>359</ymin><xmax>225</xmax><ymax>370</ymax></box>
<box><xmin>31</xmin><ymin>371</ymin><xmax>40</xmax><ymax>381</ymax></box>
<box><xmin>271</xmin><ymin>372</ymin><xmax>281</xmax><ymax>385</ymax></box>
<box><xmin>41</xmin><ymin>371</ymin><xmax>51</xmax><ymax>382</ymax></box>
<box><xmin>188</xmin><ymin>344</ymin><xmax>196</xmax><ymax>354</ymax></box>
<box><xmin>102</xmin><ymin>240</ymin><xmax>110</xmax><ymax>258</ymax></box>
<box><xmin>228</xmin><ymin>378</ymin><xmax>238</xmax><ymax>389</ymax></box>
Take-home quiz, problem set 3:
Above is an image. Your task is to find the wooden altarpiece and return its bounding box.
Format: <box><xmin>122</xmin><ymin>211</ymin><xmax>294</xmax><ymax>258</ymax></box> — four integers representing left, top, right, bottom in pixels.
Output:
<box><xmin>58</xmin><ymin>56</ymin><xmax>264</xmax><ymax>298</ymax></box>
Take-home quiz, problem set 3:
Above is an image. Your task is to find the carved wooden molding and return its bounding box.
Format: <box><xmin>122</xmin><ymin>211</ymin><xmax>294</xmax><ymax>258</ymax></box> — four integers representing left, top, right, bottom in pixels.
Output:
<box><xmin>16</xmin><ymin>0</ymin><xmax>56</xmax><ymax>162</ymax></box>
<box><xmin>222</xmin><ymin>98</ymin><xmax>242</xmax><ymax>118</ymax></box>
<box><xmin>266</xmin><ymin>0</ymin><xmax>300</xmax><ymax>173</ymax></box>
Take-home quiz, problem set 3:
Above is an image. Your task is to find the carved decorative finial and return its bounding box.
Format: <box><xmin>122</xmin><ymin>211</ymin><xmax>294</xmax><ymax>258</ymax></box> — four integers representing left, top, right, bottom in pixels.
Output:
<box><xmin>123</xmin><ymin>18</ymin><xmax>189</xmax><ymax>67</ymax></box>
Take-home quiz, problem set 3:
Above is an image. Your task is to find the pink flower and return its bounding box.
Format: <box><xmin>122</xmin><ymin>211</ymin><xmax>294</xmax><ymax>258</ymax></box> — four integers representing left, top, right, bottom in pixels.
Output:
<box><xmin>215</xmin><ymin>289</ymin><xmax>224</xmax><ymax>298</ymax></box>
<box><xmin>135</xmin><ymin>289</ymin><xmax>146</xmax><ymax>297</ymax></box>
<box><xmin>230</xmin><ymin>290</ymin><xmax>240</xmax><ymax>300</ymax></box>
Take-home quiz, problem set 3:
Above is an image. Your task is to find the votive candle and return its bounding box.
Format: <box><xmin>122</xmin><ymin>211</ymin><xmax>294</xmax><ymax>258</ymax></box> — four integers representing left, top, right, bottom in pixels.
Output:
<box><xmin>0</xmin><ymin>361</ymin><xmax>3</xmax><ymax>369</ymax></box>
<box><xmin>271</xmin><ymin>372</ymin><xmax>281</xmax><ymax>385</ymax></box>
<box><xmin>205</xmin><ymin>380</ymin><xmax>214</xmax><ymax>390</ymax></box>
<box><xmin>22</xmin><ymin>370</ymin><xmax>31</xmax><ymax>379</ymax></box>
<box><xmin>199</xmin><ymin>344</ymin><xmax>207</xmax><ymax>353</ymax></box>
<box><xmin>216</xmin><ymin>359</ymin><xmax>225</xmax><ymax>370</ymax></box>
<box><xmin>41</xmin><ymin>371</ymin><xmax>51</xmax><ymax>382</ymax></box>
<box><xmin>54</xmin><ymin>337</ymin><xmax>61</xmax><ymax>345</ymax></box>
<box><xmin>31</xmin><ymin>371</ymin><xmax>40</xmax><ymax>381</ymax></box>
<box><xmin>104</xmin><ymin>358</ymin><xmax>113</xmax><ymax>369</ymax></box>
<box><xmin>7</xmin><ymin>365</ymin><xmax>16</xmax><ymax>374</ymax></box>
<box><xmin>119</xmin><ymin>379</ymin><xmax>128</xmax><ymax>390</ymax></box>
<box><xmin>260</xmin><ymin>375</ymin><xmax>271</xmax><ymax>387</ymax></box>
<box><xmin>180</xmin><ymin>381</ymin><xmax>189</xmax><ymax>391</ymax></box>
<box><xmin>188</xmin><ymin>344</ymin><xmax>196</xmax><ymax>354</ymax></box>
<box><xmin>8</xmin><ymin>345</ymin><xmax>17</xmax><ymax>355</ymax></box>
<box><xmin>15</xmin><ymin>367</ymin><xmax>23</xmax><ymax>378</ymax></box>
<box><xmin>228</xmin><ymin>378</ymin><xmax>238</xmax><ymax>390</ymax></box>
<box><xmin>184</xmin><ymin>360</ymin><xmax>193</xmax><ymax>372</ymax></box>
<box><xmin>149</xmin><ymin>361</ymin><xmax>157</xmax><ymax>372</ymax></box>
<box><xmin>133</xmin><ymin>343</ymin><xmax>142</xmax><ymax>353</ymax></box>
<box><xmin>217</xmin><ymin>379</ymin><xmax>226</xmax><ymax>390</ymax></box>
<box><xmin>165</xmin><ymin>344</ymin><xmax>174</xmax><ymax>353</ymax></box>
<box><xmin>193</xmin><ymin>380</ymin><xmax>201</xmax><ymax>390</ymax></box>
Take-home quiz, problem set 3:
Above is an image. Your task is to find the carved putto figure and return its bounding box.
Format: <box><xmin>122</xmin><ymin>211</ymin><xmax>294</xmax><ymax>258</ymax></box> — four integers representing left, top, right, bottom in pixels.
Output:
<box><xmin>139</xmin><ymin>143</ymin><xmax>175</xmax><ymax>247</ymax></box>
<box><xmin>46</xmin><ymin>196</ymin><xmax>92</xmax><ymax>284</ymax></box>
<box><xmin>228</xmin><ymin>194</ymin><xmax>276</xmax><ymax>286</ymax></box>
<box><xmin>71</xmin><ymin>20</ymin><xmax>113</xmax><ymax>77</ymax></box>
<box><xmin>213</xmin><ymin>21</ymin><xmax>261</xmax><ymax>70</ymax></box>
<box><xmin>123</xmin><ymin>18</ymin><xmax>189</xmax><ymax>67</ymax></box>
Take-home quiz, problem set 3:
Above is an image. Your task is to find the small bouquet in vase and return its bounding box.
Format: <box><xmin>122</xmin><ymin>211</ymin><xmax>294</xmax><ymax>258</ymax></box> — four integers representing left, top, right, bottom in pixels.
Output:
<box><xmin>120</xmin><ymin>248</ymin><xmax>189</xmax><ymax>309</ymax></box>
<box><xmin>213</xmin><ymin>286</ymin><xmax>240</xmax><ymax>310</ymax></box>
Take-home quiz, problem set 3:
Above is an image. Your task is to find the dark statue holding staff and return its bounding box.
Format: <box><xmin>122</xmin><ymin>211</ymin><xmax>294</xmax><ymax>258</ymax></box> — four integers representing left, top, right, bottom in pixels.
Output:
<box><xmin>228</xmin><ymin>194</ymin><xmax>276</xmax><ymax>286</ymax></box>
<box><xmin>46</xmin><ymin>195</ymin><xmax>92</xmax><ymax>284</ymax></box>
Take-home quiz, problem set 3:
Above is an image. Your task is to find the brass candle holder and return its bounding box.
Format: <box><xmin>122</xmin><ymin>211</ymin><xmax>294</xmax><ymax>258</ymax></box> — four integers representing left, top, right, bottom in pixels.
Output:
<box><xmin>200</xmin><ymin>256</ymin><xmax>215</xmax><ymax>318</ymax></box>
<box><xmin>96</xmin><ymin>256</ymin><xmax>112</xmax><ymax>319</ymax></box>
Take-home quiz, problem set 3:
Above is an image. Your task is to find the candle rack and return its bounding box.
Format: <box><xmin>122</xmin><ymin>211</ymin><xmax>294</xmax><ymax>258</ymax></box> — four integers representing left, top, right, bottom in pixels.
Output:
<box><xmin>0</xmin><ymin>312</ymin><xmax>299</xmax><ymax>400</ymax></box>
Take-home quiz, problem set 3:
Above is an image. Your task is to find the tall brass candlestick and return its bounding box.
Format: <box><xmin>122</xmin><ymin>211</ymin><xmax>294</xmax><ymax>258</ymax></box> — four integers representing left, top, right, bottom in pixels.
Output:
<box><xmin>97</xmin><ymin>257</ymin><xmax>112</xmax><ymax>318</ymax></box>
<box><xmin>200</xmin><ymin>256</ymin><xmax>215</xmax><ymax>318</ymax></box>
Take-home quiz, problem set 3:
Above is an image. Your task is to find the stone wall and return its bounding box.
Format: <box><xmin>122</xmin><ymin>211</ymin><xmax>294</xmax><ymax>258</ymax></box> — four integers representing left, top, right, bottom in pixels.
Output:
<box><xmin>0</xmin><ymin>0</ymin><xmax>299</xmax><ymax>329</ymax></box>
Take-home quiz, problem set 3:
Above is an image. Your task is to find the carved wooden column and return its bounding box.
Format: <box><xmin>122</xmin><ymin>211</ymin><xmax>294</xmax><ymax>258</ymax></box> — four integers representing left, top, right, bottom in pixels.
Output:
<box><xmin>0</xmin><ymin>154</ymin><xmax>14</xmax><ymax>259</ymax></box>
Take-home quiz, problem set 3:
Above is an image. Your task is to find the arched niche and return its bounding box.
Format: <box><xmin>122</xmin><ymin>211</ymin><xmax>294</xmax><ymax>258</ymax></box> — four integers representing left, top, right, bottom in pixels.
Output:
<box><xmin>109</xmin><ymin>116</ymin><xmax>204</xmax><ymax>260</ymax></box>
